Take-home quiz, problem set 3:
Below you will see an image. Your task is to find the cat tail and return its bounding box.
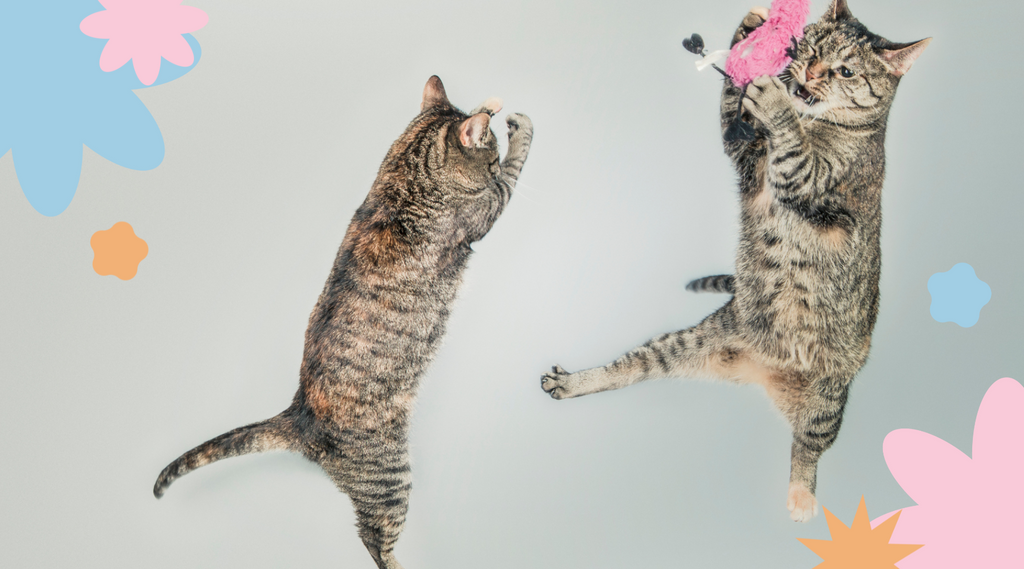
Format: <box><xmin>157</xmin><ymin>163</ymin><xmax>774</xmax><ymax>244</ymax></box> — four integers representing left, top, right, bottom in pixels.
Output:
<box><xmin>153</xmin><ymin>411</ymin><xmax>297</xmax><ymax>498</ymax></box>
<box><xmin>686</xmin><ymin>274</ymin><xmax>735</xmax><ymax>294</ymax></box>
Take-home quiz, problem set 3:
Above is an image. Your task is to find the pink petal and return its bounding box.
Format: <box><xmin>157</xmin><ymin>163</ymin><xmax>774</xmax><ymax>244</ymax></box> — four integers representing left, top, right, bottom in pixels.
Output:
<box><xmin>871</xmin><ymin>507</ymin><xmax>932</xmax><ymax>568</ymax></box>
<box><xmin>132</xmin><ymin>52</ymin><xmax>163</xmax><ymax>86</ymax></box>
<box><xmin>169</xmin><ymin>5</ymin><xmax>209</xmax><ymax>33</ymax></box>
<box><xmin>972</xmin><ymin>378</ymin><xmax>1024</xmax><ymax>472</ymax></box>
<box><xmin>883</xmin><ymin>429</ymin><xmax>973</xmax><ymax>506</ymax></box>
<box><xmin>98</xmin><ymin>38</ymin><xmax>133</xmax><ymax>72</ymax></box>
<box><xmin>160</xmin><ymin>33</ymin><xmax>194</xmax><ymax>67</ymax></box>
<box><xmin>79</xmin><ymin>10</ymin><xmax>117</xmax><ymax>39</ymax></box>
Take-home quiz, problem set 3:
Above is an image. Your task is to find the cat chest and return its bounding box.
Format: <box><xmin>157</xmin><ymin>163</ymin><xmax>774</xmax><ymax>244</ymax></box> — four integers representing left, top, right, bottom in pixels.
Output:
<box><xmin>745</xmin><ymin>157</ymin><xmax>857</xmax><ymax>251</ymax></box>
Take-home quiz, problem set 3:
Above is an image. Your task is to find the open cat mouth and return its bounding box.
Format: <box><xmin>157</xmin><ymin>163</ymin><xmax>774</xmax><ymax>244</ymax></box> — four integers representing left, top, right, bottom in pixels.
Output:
<box><xmin>794</xmin><ymin>85</ymin><xmax>817</xmax><ymax>106</ymax></box>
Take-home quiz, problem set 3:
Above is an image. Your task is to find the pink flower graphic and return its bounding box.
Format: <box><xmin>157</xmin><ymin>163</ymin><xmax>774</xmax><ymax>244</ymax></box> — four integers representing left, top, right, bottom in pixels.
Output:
<box><xmin>80</xmin><ymin>0</ymin><xmax>209</xmax><ymax>86</ymax></box>
<box><xmin>871</xmin><ymin>378</ymin><xmax>1024</xmax><ymax>568</ymax></box>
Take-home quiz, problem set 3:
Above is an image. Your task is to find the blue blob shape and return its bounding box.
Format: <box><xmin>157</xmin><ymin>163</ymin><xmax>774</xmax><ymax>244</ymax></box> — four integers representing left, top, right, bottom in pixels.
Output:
<box><xmin>928</xmin><ymin>263</ymin><xmax>992</xmax><ymax>328</ymax></box>
<box><xmin>0</xmin><ymin>1</ymin><xmax>202</xmax><ymax>216</ymax></box>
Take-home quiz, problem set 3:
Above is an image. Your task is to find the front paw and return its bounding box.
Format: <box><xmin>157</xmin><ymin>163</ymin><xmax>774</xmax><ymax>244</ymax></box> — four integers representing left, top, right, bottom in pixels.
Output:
<box><xmin>506</xmin><ymin>112</ymin><xmax>533</xmax><ymax>141</ymax></box>
<box><xmin>742</xmin><ymin>75</ymin><xmax>798</xmax><ymax>134</ymax></box>
<box><xmin>732</xmin><ymin>7</ymin><xmax>770</xmax><ymax>47</ymax></box>
<box><xmin>540</xmin><ymin>365</ymin><xmax>581</xmax><ymax>400</ymax></box>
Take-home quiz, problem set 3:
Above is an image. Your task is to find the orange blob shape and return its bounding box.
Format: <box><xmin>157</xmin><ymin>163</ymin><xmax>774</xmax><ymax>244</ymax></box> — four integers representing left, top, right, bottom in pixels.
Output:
<box><xmin>798</xmin><ymin>497</ymin><xmax>923</xmax><ymax>569</ymax></box>
<box><xmin>91</xmin><ymin>222</ymin><xmax>149</xmax><ymax>280</ymax></box>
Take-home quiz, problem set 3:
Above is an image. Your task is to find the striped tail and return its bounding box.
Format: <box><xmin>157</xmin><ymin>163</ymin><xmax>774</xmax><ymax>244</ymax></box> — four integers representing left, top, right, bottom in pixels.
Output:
<box><xmin>686</xmin><ymin>274</ymin><xmax>735</xmax><ymax>294</ymax></box>
<box><xmin>153</xmin><ymin>412</ymin><xmax>296</xmax><ymax>498</ymax></box>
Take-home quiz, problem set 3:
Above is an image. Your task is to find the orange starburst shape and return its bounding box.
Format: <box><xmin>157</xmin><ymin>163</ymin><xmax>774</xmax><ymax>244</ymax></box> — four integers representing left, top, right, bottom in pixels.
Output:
<box><xmin>798</xmin><ymin>497</ymin><xmax>922</xmax><ymax>569</ymax></box>
<box><xmin>91</xmin><ymin>222</ymin><xmax>148</xmax><ymax>280</ymax></box>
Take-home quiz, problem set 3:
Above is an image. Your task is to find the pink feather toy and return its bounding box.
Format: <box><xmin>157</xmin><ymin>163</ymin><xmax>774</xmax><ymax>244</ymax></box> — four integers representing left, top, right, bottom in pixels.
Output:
<box><xmin>726</xmin><ymin>0</ymin><xmax>810</xmax><ymax>87</ymax></box>
<box><xmin>683</xmin><ymin>0</ymin><xmax>810</xmax><ymax>141</ymax></box>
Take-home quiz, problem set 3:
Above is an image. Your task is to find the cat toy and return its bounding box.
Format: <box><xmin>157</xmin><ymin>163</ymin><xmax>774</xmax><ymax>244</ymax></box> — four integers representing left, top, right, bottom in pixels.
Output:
<box><xmin>683</xmin><ymin>0</ymin><xmax>810</xmax><ymax>141</ymax></box>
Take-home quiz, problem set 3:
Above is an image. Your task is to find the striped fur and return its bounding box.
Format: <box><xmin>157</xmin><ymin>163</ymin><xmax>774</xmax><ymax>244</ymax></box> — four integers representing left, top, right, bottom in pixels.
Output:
<box><xmin>686</xmin><ymin>274</ymin><xmax>735</xmax><ymax>294</ymax></box>
<box><xmin>155</xmin><ymin>76</ymin><xmax>533</xmax><ymax>569</ymax></box>
<box><xmin>542</xmin><ymin>0</ymin><xmax>928</xmax><ymax>523</ymax></box>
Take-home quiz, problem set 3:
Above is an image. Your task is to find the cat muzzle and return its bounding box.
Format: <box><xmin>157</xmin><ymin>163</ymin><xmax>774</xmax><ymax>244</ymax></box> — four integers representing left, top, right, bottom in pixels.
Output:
<box><xmin>794</xmin><ymin>84</ymin><xmax>817</xmax><ymax>105</ymax></box>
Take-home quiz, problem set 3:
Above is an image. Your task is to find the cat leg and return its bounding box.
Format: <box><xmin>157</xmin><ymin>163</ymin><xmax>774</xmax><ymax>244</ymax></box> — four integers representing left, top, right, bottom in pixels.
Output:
<box><xmin>499</xmin><ymin>112</ymin><xmax>533</xmax><ymax>186</ymax></box>
<box><xmin>319</xmin><ymin>436</ymin><xmax>412</xmax><ymax>569</ymax></box>
<box><xmin>464</xmin><ymin>112</ymin><xmax>534</xmax><ymax>243</ymax></box>
<box><xmin>721</xmin><ymin>9</ymin><xmax>772</xmax><ymax>160</ymax></box>
<box><xmin>352</xmin><ymin>452</ymin><xmax>411</xmax><ymax>569</ymax></box>
<box><xmin>541</xmin><ymin>301</ymin><xmax>754</xmax><ymax>399</ymax></box>
<box><xmin>768</xmin><ymin>375</ymin><xmax>851</xmax><ymax>522</ymax></box>
<box><xmin>723</xmin><ymin>7</ymin><xmax>772</xmax><ymax>124</ymax></box>
<box><xmin>742</xmin><ymin>76</ymin><xmax>854</xmax><ymax>221</ymax></box>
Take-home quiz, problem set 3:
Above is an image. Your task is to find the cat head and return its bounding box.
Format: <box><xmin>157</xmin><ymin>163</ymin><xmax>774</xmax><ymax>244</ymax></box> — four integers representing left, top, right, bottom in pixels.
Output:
<box><xmin>358</xmin><ymin>76</ymin><xmax>508</xmax><ymax>252</ymax></box>
<box><xmin>385</xmin><ymin>76</ymin><xmax>503</xmax><ymax>193</ymax></box>
<box><xmin>784</xmin><ymin>0</ymin><xmax>930</xmax><ymax>124</ymax></box>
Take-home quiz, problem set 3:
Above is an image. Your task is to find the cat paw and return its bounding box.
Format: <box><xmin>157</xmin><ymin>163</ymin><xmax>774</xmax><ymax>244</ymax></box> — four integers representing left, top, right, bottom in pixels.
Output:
<box><xmin>541</xmin><ymin>365</ymin><xmax>579</xmax><ymax>400</ymax></box>
<box><xmin>742</xmin><ymin>75</ymin><xmax>796</xmax><ymax>132</ymax></box>
<box><xmin>506</xmin><ymin>112</ymin><xmax>533</xmax><ymax>140</ymax></box>
<box><xmin>732</xmin><ymin>7</ymin><xmax>770</xmax><ymax>46</ymax></box>
<box><xmin>787</xmin><ymin>482</ymin><xmax>820</xmax><ymax>523</ymax></box>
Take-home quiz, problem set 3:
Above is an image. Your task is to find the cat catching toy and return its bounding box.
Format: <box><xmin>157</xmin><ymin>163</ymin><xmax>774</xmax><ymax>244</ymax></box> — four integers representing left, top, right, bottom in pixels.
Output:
<box><xmin>684</xmin><ymin>0</ymin><xmax>810</xmax><ymax>141</ymax></box>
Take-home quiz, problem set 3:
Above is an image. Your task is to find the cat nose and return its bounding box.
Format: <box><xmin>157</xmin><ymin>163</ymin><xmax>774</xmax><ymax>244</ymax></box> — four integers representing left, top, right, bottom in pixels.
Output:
<box><xmin>805</xmin><ymin>60</ymin><xmax>827</xmax><ymax>81</ymax></box>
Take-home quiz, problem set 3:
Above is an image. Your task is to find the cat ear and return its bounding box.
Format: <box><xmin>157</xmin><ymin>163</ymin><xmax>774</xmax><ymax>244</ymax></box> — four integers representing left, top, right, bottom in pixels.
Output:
<box><xmin>820</xmin><ymin>0</ymin><xmax>855</xmax><ymax>22</ymax></box>
<box><xmin>421</xmin><ymin>75</ymin><xmax>450</xmax><ymax>111</ymax></box>
<box><xmin>880</xmin><ymin>38</ymin><xmax>931</xmax><ymax>77</ymax></box>
<box><xmin>459</xmin><ymin>113</ymin><xmax>491</xmax><ymax>148</ymax></box>
<box><xmin>469</xmin><ymin>97</ymin><xmax>503</xmax><ymax>117</ymax></box>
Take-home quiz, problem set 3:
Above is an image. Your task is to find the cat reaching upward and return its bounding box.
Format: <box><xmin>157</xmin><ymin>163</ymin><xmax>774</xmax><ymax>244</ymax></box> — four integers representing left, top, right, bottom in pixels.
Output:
<box><xmin>541</xmin><ymin>0</ymin><xmax>928</xmax><ymax>522</ymax></box>
<box><xmin>155</xmin><ymin>76</ymin><xmax>533</xmax><ymax>569</ymax></box>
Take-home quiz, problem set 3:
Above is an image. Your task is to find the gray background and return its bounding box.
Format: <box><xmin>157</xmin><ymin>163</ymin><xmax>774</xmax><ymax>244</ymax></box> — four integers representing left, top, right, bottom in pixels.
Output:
<box><xmin>1</xmin><ymin>0</ymin><xmax>1020</xmax><ymax>567</ymax></box>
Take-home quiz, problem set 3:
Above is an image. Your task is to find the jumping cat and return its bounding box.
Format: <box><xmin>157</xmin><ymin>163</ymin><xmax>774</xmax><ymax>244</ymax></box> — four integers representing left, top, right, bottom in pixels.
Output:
<box><xmin>541</xmin><ymin>0</ymin><xmax>928</xmax><ymax>522</ymax></box>
<box><xmin>155</xmin><ymin>76</ymin><xmax>533</xmax><ymax>568</ymax></box>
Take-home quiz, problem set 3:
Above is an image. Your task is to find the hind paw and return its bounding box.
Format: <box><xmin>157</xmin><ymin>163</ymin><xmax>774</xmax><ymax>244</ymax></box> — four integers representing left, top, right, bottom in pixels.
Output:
<box><xmin>787</xmin><ymin>482</ymin><xmax>820</xmax><ymax>523</ymax></box>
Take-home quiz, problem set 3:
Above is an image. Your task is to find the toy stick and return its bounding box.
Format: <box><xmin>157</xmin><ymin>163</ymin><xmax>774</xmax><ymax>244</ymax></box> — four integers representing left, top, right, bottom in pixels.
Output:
<box><xmin>682</xmin><ymin>34</ymin><xmax>729</xmax><ymax>79</ymax></box>
<box><xmin>683</xmin><ymin>0</ymin><xmax>810</xmax><ymax>142</ymax></box>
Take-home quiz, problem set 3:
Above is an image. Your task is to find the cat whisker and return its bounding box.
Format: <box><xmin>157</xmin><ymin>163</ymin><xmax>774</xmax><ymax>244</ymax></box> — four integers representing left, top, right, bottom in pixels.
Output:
<box><xmin>506</xmin><ymin>180</ymin><xmax>547</xmax><ymax>206</ymax></box>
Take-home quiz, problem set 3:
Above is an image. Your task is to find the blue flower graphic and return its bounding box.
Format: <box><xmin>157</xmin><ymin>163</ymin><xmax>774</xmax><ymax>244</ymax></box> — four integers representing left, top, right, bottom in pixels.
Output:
<box><xmin>0</xmin><ymin>1</ymin><xmax>202</xmax><ymax>216</ymax></box>
<box><xmin>927</xmin><ymin>263</ymin><xmax>992</xmax><ymax>328</ymax></box>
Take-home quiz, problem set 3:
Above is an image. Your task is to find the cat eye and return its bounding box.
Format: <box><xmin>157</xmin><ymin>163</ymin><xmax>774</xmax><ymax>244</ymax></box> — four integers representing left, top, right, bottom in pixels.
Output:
<box><xmin>839</xmin><ymin>66</ymin><xmax>855</xmax><ymax>78</ymax></box>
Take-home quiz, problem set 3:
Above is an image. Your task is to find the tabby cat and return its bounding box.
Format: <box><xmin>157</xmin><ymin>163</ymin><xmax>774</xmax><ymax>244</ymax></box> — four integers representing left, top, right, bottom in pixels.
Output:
<box><xmin>154</xmin><ymin>76</ymin><xmax>533</xmax><ymax>568</ymax></box>
<box><xmin>541</xmin><ymin>0</ymin><xmax>928</xmax><ymax>522</ymax></box>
